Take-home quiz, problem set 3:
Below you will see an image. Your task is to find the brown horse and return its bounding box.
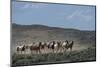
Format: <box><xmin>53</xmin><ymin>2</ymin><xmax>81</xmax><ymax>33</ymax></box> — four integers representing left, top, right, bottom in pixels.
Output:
<box><xmin>30</xmin><ymin>44</ymin><xmax>41</xmax><ymax>54</ymax></box>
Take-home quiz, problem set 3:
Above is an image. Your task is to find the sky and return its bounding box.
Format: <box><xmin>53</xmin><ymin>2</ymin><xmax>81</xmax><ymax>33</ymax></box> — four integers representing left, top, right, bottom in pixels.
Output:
<box><xmin>12</xmin><ymin>1</ymin><xmax>96</xmax><ymax>30</ymax></box>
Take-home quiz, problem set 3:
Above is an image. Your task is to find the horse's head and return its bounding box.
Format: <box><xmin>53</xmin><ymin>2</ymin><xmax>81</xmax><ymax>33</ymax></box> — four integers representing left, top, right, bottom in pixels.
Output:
<box><xmin>71</xmin><ymin>40</ymin><xmax>74</xmax><ymax>44</ymax></box>
<box><xmin>65</xmin><ymin>40</ymin><xmax>69</xmax><ymax>44</ymax></box>
<box><xmin>52</xmin><ymin>41</ymin><xmax>56</xmax><ymax>44</ymax></box>
<box><xmin>57</xmin><ymin>41</ymin><xmax>61</xmax><ymax>47</ymax></box>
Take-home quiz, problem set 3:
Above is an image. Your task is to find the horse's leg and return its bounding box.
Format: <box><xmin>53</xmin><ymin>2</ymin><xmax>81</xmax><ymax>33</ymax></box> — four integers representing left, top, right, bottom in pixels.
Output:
<box><xmin>16</xmin><ymin>51</ymin><xmax>18</xmax><ymax>54</ymax></box>
<box><xmin>64</xmin><ymin>47</ymin><xmax>68</xmax><ymax>53</ymax></box>
<box><xmin>32</xmin><ymin>50</ymin><xmax>34</xmax><ymax>54</ymax></box>
<box><xmin>57</xmin><ymin>47</ymin><xmax>59</xmax><ymax>53</ymax></box>
<box><xmin>17</xmin><ymin>50</ymin><xmax>19</xmax><ymax>54</ymax></box>
<box><xmin>58</xmin><ymin>47</ymin><xmax>61</xmax><ymax>52</ymax></box>
<box><xmin>18</xmin><ymin>50</ymin><xmax>20</xmax><ymax>54</ymax></box>
<box><xmin>63</xmin><ymin>47</ymin><xmax>65</xmax><ymax>52</ymax></box>
<box><xmin>35</xmin><ymin>50</ymin><xmax>37</xmax><ymax>54</ymax></box>
<box><xmin>61</xmin><ymin>47</ymin><xmax>64</xmax><ymax>52</ymax></box>
<box><xmin>55</xmin><ymin>48</ymin><xmax>57</xmax><ymax>53</ymax></box>
<box><xmin>52</xmin><ymin>49</ymin><xmax>54</xmax><ymax>53</ymax></box>
<box><xmin>30</xmin><ymin>50</ymin><xmax>32</xmax><ymax>54</ymax></box>
<box><xmin>18</xmin><ymin>49</ymin><xmax>19</xmax><ymax>54</ymax></box>
<box><xmin>49</xmin><ymin>48</ymin><xmax>51</xmax><ymax>53</ymax></box>
<box><xmin>63</xmin><ymin>46</ymin><xmax>66</xmax><ymax>52</ymax></box>
<box><xmin>56</xmin><ymin>48</ymin><xmax>59</xmax><ymax>53</ymax></box>
<box><xmin>38</xmin><ymin>50</ymin><xmax>39</xmax><ymax>54</ymax></box>
<box><xmin>61</xmin><ymin>47</ymin><xmax>63</xmax><ymax>53</ymax></box>
<box><xmin>55</xmin><ymin>49</ymin><xmax>57</xmax><ymax>53</ymax></box>
<box><xmin>23</xmin><ymin>50</ymin><xmax>24</xmax><ymax>54</ymax></box>
<box><xmin>70</xmin><ymin>47</ymin><xmax>72</xmax><ymax>51</ymax></box>
<box><xmin>20</xmin><ymin>49</ymin><xmax>21</xmax><ymax>54</ymax></box>
<box><xmin>57</xmin><ymin>48</ymin><xmax>59</xmax><ymax>53</ymax></box>
<box><xmin>63</xmin><ymin>48</ymin><xmax>65</xmax><ymax>52</ymax></box>
<box><xmin>53</xmin><ymin>49</ymin><xmax>54</xmax><ymax>53</ymax></box>
<box><xmin>58</xmin><ymin>47</ymin><xmax>60</xmax><ymax>52</ymax></box>
<box><xmin>20</xmin><ymin>50</ymin><xmax>22</xmax><ymax>54</ymax></box>
<box><xmin>44</xmin><ymin>47</ymin><xmax>47</xmax><ymax>54</ymax></box>
<box><xmin>22</xmin><ymin>50</ymin><xmax>23</xmax><ymax>54</ymax></box>
<box><xmin>54</xmin><ymin>48</ymin><xmax>56</xmax><ymax>53</ymax></box>
<box><xmin>36</xmin><ymin>50</ymin><xmax>37</xmax><ymax>54</ymax></box>
<box><xmin>61</xmin><ymin>47</ymin><xmax>64</xmax><ymax>53</ymax></box>
<box><xmin>40</xmin><ymin>48</ymin><xmax>42</xmax><ymax>54</ymax></box>
<box><xmin>65</xmin><ymin>48</ymin><xmax>68</xmax><ymax>52</ymax></box>
<box><xmin>24</xmin><ymin>50</ymin><xmax>26</xmax><ymax>54</ymax></box>
<box><xmin>53</xmin><ymin>48</ymin><xmax>55</xmax><ymax>53</ymax></box>
<box><xmin>31</xmin><ymin>50</ymin><xmax>33</xmax><ymax>54</ymax></box>
<box><xmin>21</xmin><ymin>48</ymin><xmax>23</xmax><ymax>54</ymax></box>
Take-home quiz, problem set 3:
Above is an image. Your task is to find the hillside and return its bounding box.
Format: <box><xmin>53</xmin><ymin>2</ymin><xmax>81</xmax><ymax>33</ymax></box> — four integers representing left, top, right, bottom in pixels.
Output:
<box><xmin>11</xmin><ymin>23</ymin><xmax>96</xmax><ymax>52</ymax></box>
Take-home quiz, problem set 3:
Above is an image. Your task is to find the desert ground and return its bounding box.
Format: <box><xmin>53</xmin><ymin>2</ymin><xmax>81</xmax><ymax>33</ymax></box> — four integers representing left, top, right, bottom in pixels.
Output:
<box><xmin>11</xmin><ymin>24</ymin><xmax>96</xmax><ymax>67</ymax></box>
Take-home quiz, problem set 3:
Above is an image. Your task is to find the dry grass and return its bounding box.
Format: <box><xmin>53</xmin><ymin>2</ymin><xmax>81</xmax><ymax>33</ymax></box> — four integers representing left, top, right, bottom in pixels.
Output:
<box><xmin>12</xmin><ymin>47</ymin><xmax>96</xmax><ymax>67</ymax></box>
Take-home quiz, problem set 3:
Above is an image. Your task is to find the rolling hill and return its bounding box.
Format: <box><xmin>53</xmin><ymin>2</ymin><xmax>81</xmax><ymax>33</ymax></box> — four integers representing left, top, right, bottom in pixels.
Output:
<box><xmin>11</xmin><ymin>23</ymin><xmax>96</xmax><ymax>52</ymax></box>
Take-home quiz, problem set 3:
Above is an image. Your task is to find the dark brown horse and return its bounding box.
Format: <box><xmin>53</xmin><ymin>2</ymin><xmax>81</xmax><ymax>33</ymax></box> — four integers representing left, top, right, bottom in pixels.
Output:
<box><xmin>30</xmin><ymin>43</ymin><xmax>41</xmax><ymax>54</ymax></box>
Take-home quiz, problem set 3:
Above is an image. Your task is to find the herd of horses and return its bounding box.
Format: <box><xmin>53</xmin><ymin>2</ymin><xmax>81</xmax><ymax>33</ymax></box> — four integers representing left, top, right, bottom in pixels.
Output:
<box><xmin>16</xmin><ymin>40</ymin><xmax>74</xmax><ymax>54</ymax></box>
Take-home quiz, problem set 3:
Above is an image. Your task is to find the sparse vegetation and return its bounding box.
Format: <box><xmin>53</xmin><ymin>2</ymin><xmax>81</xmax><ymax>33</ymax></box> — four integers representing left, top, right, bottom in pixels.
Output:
<box><xmin>11</xmin><ymin>24</ymin><xmax>96</xmax><ymax>67</ymax></box>
<box><xmin>12</xmin><ymin>47</ymin><xmax>96</xmax><ymax>67</ymax></box>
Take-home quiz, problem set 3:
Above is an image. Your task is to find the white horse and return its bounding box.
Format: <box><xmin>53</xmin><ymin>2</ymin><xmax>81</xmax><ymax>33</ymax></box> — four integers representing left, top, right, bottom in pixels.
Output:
<box><xmin>61</xmin><ymin>40</ymin><xmax>69</xmax><ymax>52</ymax></box>
<box><xmin>53</xmin><ymin>42</ymin><xmax>59</xmax><ymax>53</ymax></box>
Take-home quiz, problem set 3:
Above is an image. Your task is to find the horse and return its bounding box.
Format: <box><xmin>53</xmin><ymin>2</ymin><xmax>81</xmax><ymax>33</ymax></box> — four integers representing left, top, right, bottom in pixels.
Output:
<box><xmin>45</xmin><ymin>41</ymin><xmax>55</xmax><ymax>53</ymax></box>
<box><xmin>48</xmin><ymin>41</ymin><xmax>61</xmax><ymax>53</ymax></box>
<box><xmin>39</xmin><ymin>42</ymin><xmax>47</xmax><ymax>49</ymax></box>
<box><xmin>38</xmin><ymin>42</ymin><xmax>48</xmax><ymax>53</ymax></box>
<box><xmin>24</xmin><ymin>43</ymin><xmax>33</xmax><ymax>54</ymax></box>
<box><xmin>65</xmin><ymin>41</ymin><xmax>74</xmax><ymax>51</ymax></box>
<box><xmin>45</xmin><ymin>41</ymin><xmax>62</xmax><ymax>53</ymax></box>
<box><xmin>16</xmin><ymin>45</ymin><xmax>26</xmax><ymax>54</ymax></box>
<box><xmin>61</xmin><ymin>40</ymin><xmax>69</xmax><ymax>52</ymax></box>
<box><xmin>29</xmin><ymin>42</ymin><xmax>41</xmax><ymax>54</ymax></box>
<box><xmin>45</xmin><ymin>42</ymin><xmax>50</xmax><ymax>48</ymax></box>
<box><xmin>47</xmin><ymin>41</ymin><xmax>54</xmax><ymax>49</ymax></box>
<box><xmin>56</xmin><ymin>41</ymin><xmax>62</xmax><ymax>52</ymax></box>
